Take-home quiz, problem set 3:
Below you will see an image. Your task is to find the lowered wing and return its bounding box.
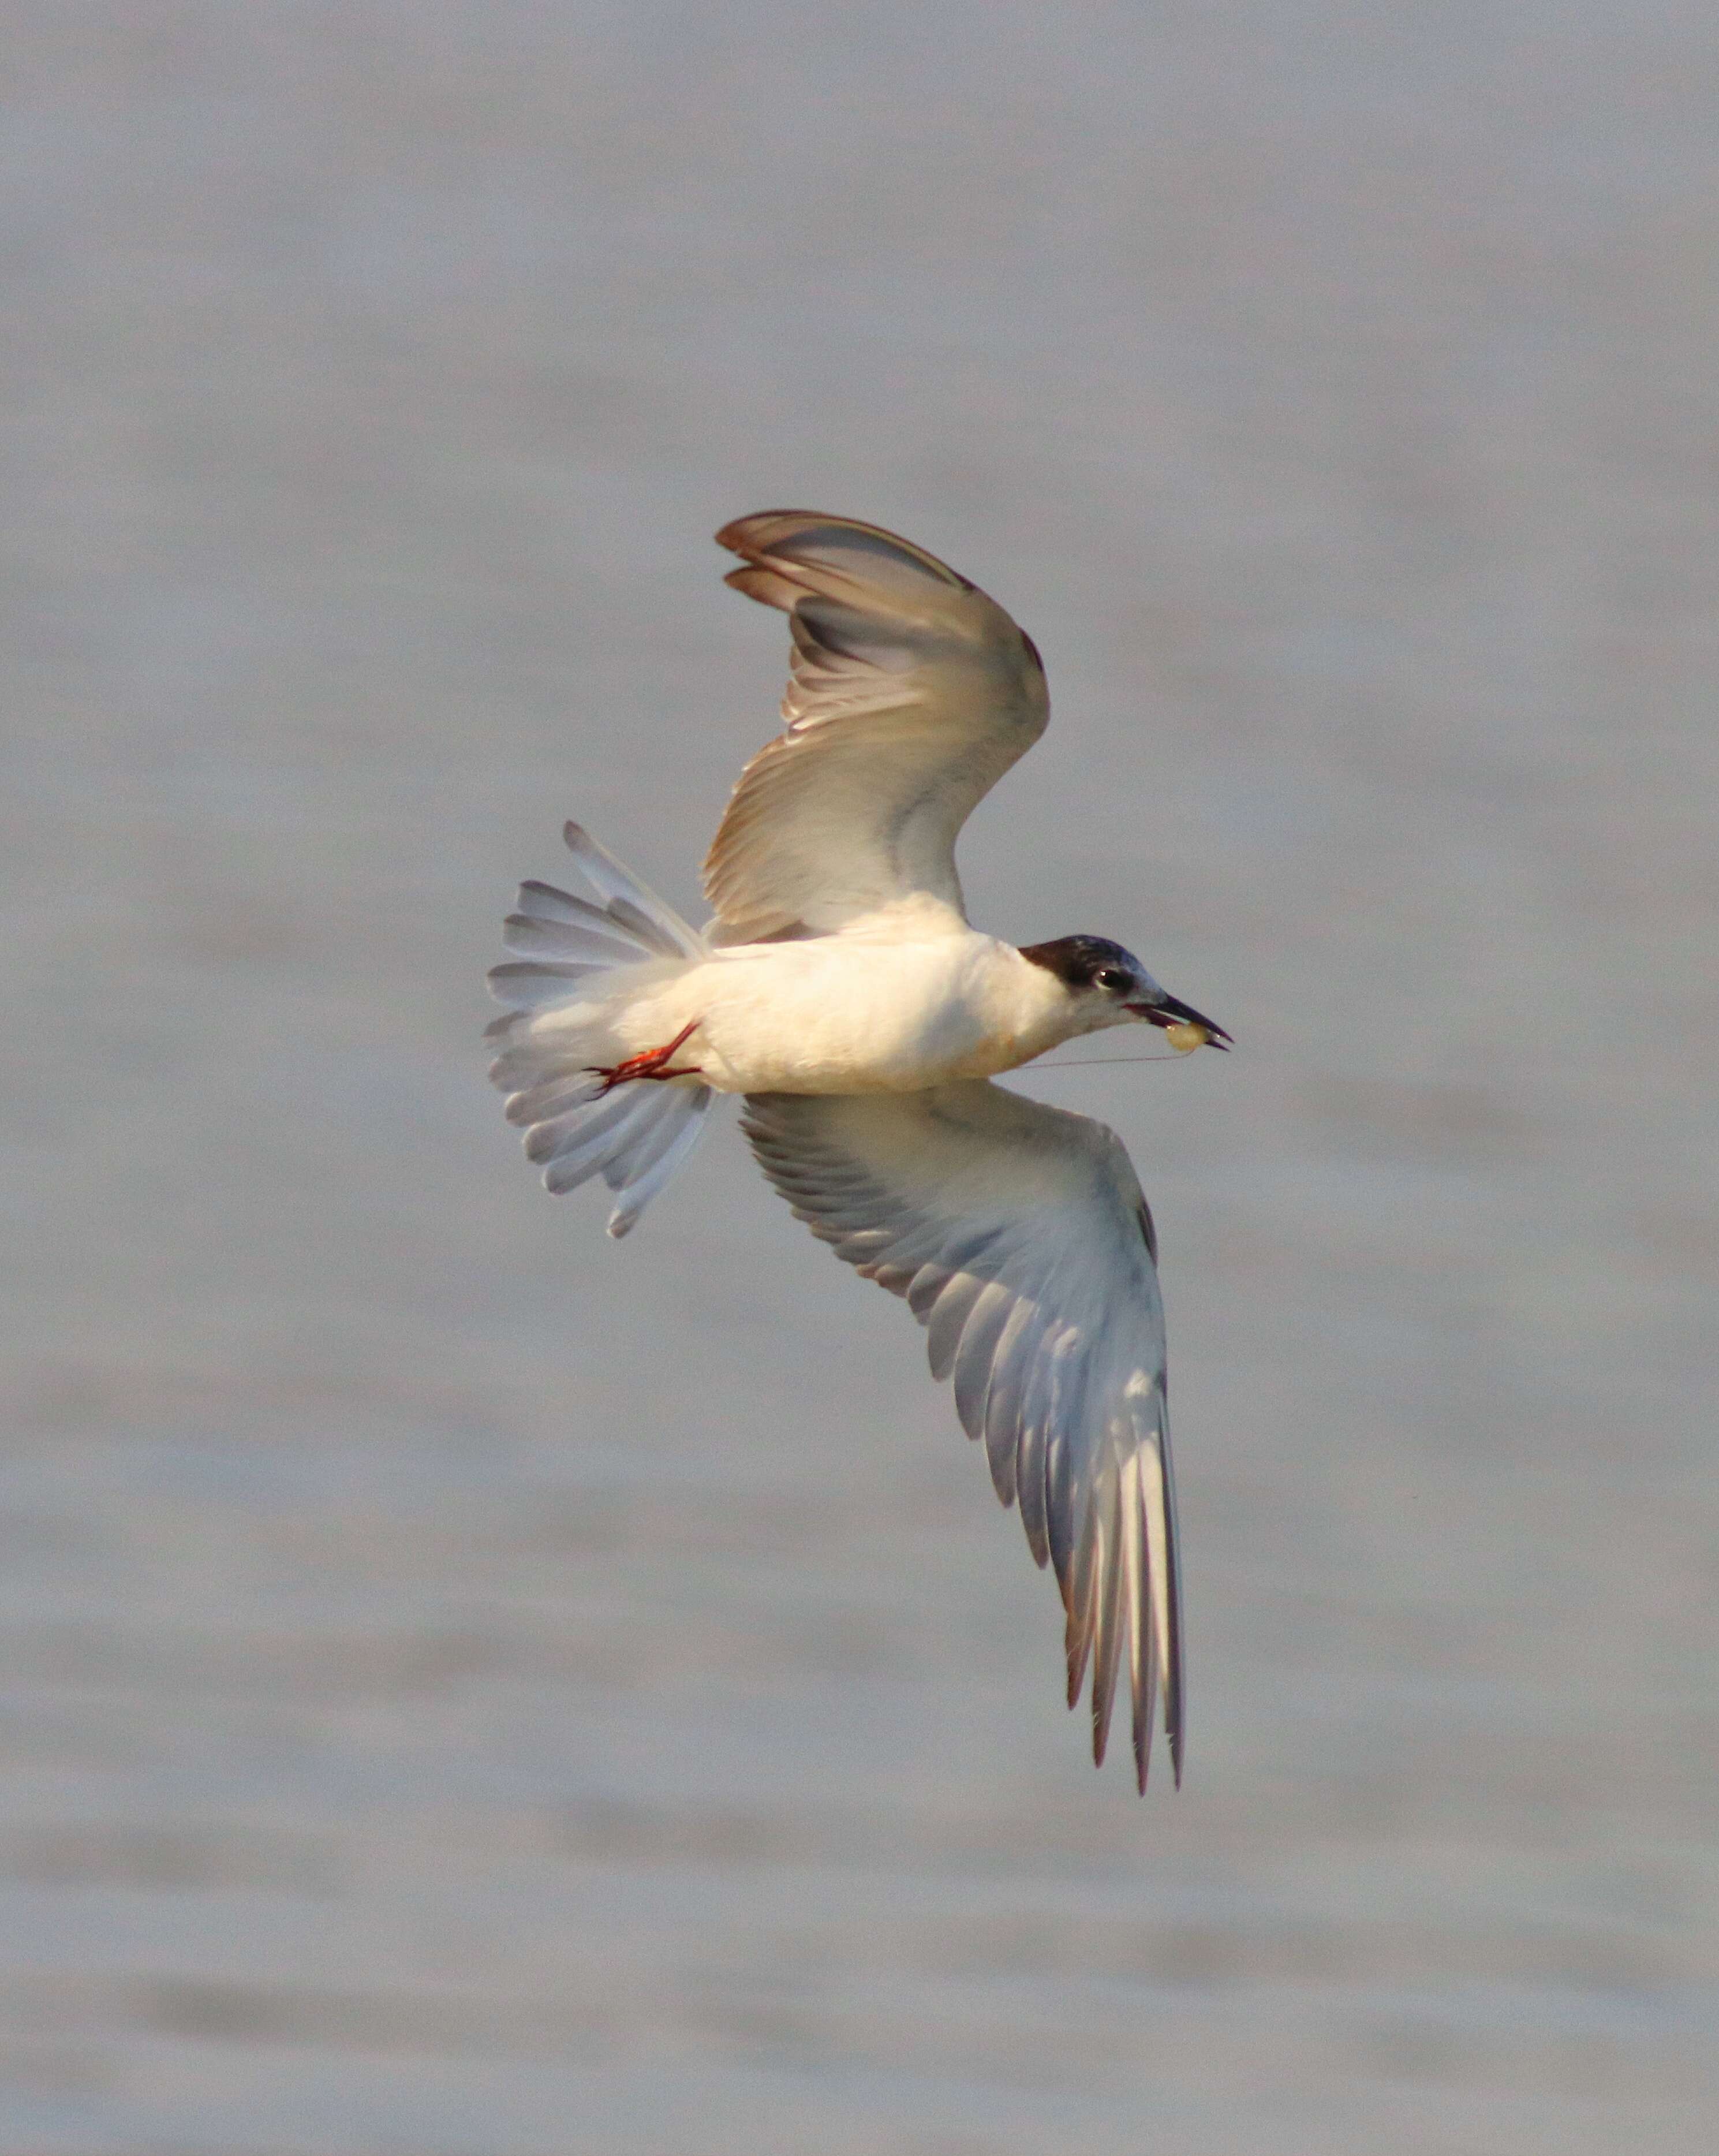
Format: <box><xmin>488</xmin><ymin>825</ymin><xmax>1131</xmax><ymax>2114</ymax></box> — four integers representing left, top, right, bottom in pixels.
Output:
<box><xmin>742</xmin><ymin>1080</ymin><xmax>1184</xmax><ymax>1790</ymax></box>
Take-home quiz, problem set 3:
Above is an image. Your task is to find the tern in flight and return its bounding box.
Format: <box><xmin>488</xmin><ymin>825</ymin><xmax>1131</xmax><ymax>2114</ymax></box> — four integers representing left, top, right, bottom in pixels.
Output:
<box><xmin>487</xmin><ymin>512</ymin><xmax>1230</xmax><ymax>1789</ymax></box>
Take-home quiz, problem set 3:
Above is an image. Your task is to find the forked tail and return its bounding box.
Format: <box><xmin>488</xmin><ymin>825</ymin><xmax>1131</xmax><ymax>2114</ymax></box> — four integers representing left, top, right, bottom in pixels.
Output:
<box><xmin>486</xmin><ymin>823</ymin><xmax>714</xmax><ymax>1238</ymax></box>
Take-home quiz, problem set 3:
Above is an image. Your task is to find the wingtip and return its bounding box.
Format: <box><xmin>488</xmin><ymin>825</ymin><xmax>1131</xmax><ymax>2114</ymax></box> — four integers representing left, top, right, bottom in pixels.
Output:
<box><xmin>1131</xmin><ymin>1687</ymin><xmax>1153</xmax><ymax>1795</ymax></box>
<box><xmin>1064</xmin><ymin>1618</ymin><xmax>1092</xmax><ymax>1711</ymax></box>
<box><xmin>715</xmin><ymin>510</ymin><xmax>811</xmax><ymax>557</ymax></box>
<box><xmin>713</xmin><ymin>509</ymin><xmax>975</xmax><ymax>592</ymax></box>
<box><xmin>723</xmin><ymin>562</ymin><xmax>805</xmax><ymax>612</ymax></box>
<box><xmin>1126</xmin><ymin>1703</ymin><xmax>1178</xmax><ymax>1795</ymax></box>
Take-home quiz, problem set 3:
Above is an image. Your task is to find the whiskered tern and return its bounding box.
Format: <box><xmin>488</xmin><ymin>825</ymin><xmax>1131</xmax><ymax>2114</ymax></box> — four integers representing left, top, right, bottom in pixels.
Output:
<box><xmin>487</xmin><ymin>512</ymin><xmax>1230</xmax><ymax>1789</ymax></box>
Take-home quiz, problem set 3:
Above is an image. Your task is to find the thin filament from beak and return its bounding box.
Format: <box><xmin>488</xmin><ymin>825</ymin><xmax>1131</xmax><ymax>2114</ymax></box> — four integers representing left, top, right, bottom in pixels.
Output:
<box><xmin>1031</xmin><ymin>1050</ymin><xmax>1192</xmax><ymax>1070</ymax></box>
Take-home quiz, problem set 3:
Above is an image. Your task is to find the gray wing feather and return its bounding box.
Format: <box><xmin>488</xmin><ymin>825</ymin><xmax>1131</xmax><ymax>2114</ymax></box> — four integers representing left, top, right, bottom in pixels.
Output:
<box><xmin>741</xmin><ymin>1080</ymin><xmax>1184</xmax><ymax>1791</ymax></box>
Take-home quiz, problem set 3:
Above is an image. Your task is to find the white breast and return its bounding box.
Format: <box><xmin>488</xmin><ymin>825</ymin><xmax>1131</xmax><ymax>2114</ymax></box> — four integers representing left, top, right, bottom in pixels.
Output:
<box><xmin>618</xmin><ymin>923</ymin><xmax>1070</xmax><ymax>1095</ymax></box>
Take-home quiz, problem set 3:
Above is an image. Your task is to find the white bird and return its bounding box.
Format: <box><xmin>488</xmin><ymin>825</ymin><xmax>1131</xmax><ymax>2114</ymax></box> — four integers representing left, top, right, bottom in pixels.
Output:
<box><xmin>487</xmin><ymin>512</ymin><xmax>1230</xmax><ymax>1789</ymax></box>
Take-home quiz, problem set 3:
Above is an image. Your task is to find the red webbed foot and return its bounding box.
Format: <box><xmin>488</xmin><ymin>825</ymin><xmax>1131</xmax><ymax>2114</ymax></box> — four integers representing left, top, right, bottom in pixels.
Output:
<box><xmin>586</xmin><ymin>1019</ymin><xmax>703</xmax><ymax>1095</ymax></box>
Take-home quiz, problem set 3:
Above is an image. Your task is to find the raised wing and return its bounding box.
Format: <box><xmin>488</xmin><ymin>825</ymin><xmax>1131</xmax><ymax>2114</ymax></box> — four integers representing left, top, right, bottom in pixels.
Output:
<box><xmin>707</xmin><ymin>512</ymin><xmax>1049</xmax><ymax>941</ymax></box>
<box><xmin>742</xmin><ymin>1081</ymin><xmax>1183</xmax><ymax>1790</ymax></box>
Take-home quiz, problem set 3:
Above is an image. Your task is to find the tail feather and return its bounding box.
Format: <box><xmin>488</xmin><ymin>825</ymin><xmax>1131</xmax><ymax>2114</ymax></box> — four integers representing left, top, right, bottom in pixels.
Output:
<box><xmin>487</xmin><ymin>826</ymin><xmax>714</xmax><ymax>1236</ymax></box>
<box><xmin>503</xmin><ymin>1072</ymin><xmax>606</xmax><ymax>1127</ymax></box>
<box><xmin>607</xmin><ymin>1103</ymin><xmax>711</xmax><ymax>1241</ymax></box>
<box><xmin>560</xmin><ymin>823</ymin><xmax>705</xmax><ymax>957</ymax></box>
<box><xmin>531</xmin><ymin>1086</ymin><xmax>648</xmax><ymax>1172</ymax></box>
<box><xmin>489</xmin><ymin>958</ymin><xmax>616</xmax><ymax>1011</ymax></box>
<box><xmin>600</xmin><ymin>1085</ymin><xmax>699</xmax><ymax>1189</ymax></box>
<box><xmin>502</xmin><ymin>900</ymin><xmax>646</xmax><ymax>966</ymax></box>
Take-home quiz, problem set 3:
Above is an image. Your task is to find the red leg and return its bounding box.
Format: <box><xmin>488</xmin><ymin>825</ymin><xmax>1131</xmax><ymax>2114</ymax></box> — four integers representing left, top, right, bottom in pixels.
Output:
<box><xmin>586</xmin><ymin>1019</ymin><xmax>703</xmax><ymax>1095</ymax></box>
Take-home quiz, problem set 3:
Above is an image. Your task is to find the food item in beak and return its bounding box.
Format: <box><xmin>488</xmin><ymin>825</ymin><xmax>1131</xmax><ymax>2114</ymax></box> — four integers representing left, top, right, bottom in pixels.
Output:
<box><xmin>1164</xmin><ymin>1020</ymin><xmax>1209</xmax><ymax>1053</ymax></box>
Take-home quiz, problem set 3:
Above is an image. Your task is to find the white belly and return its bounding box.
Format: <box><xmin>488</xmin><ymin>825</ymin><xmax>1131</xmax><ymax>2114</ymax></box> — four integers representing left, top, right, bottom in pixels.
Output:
<box><xmin>616</xmin><ymin>931</ymin><xmax>1061</xmax><ymax>1095</ymax></box>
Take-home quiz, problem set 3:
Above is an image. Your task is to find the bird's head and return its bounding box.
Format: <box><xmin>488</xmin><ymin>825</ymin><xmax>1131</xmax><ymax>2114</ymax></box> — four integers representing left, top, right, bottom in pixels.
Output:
<box><xmin>1018</xmin><ymin>934</ymin><xmax>1232</xmax><ymax>1052</ymax></box>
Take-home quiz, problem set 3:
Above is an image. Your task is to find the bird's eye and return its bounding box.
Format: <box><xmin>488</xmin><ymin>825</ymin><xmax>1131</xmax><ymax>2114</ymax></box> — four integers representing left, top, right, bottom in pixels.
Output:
<box><xmin>1094</xmin><ymin>967</ymin><xmax>1130</xmax><ymax>993</ymax></box>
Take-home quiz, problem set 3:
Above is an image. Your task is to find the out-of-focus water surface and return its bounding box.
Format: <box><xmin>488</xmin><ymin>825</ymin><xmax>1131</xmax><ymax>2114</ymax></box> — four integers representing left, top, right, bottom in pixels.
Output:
<box><xmin>3</xmin><ymin>6</ymin><xmax>1716</xmax><ymax>2150</ymax></box>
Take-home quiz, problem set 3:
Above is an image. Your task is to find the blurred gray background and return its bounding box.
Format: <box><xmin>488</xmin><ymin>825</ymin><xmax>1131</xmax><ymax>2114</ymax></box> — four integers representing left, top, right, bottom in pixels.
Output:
<box><xmin>4</xmin><ymin>4</ymin><xmax>1715</xmax><ymax>2151</ymax></box>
